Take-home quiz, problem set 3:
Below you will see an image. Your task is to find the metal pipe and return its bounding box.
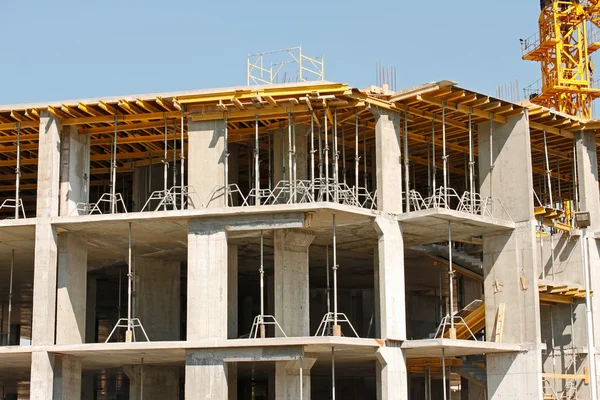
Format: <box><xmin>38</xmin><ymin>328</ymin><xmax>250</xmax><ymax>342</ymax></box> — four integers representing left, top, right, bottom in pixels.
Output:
<box><xmin>468</xmin><ymin>109</ymin><xmax>475</xmax><ymax>208</ymax></box>
<box><xmin>310</xmin><ymin>113</ymin><xmax>315</xmax><ymax>198</ymax></box>
<box><xmin>442</xmin><ymin>102</ymin><xmax>448</xmax><ymax>206</ymax></box>
<box><xmin>326</xmin><ymin>244</ymin><xmax>331</xmax><ymax>315</ymax></box>
<box><xmin>442</xmin><ymin>349</ymin><xmax>447</xmax><ymax>400</ymax></box>
<box><xmin>404</xmin><ymin>106</ymin><xmax>410</xmax><ymax>212</ymax></box>
<box><xmin>260</xmin><ymin>230</ymin><xmax>264</xmax><ymax>318</ymax></box>
<box><xmin>15</xmin><ymin>123</ymin><xmax>20</xmax><ymax>220</ymax></box>
<box><xmin>140</xmin><ymin>357</ymin><xmax>144</xmax><ymax>400</ymax></box>
<box><xmin>489</xmin><ymin>113</ymin><xmax>494</xmax><ymax>208</ymax></box>
<box><xmin>543</xmin><ymin>130</ymin><xmax>553</xmax><ymax>206</ymax></box>
<box><xmin>268</xmin><ymin>130</ymin><xmax>272</xmax><ymax>190</ymax></box>
<box><xmin>432</xmin><ymin>115</ymin><xmax>437</xmax><ymax>192</ymax></box>
<box><xmin>333</xmin><ymin>109</ymin><xmax>339</xmax><ymax>203</ymax></box>
<box><xmin>299</xmin><ymin>356</ymin><xmax>304</xmax><ymax>400</ymax></box>
<box><xmin>118</xmin><ymin>266</ymin><xmax>122</xmax><ymax>320</ymax></box>
<box><xmin>255</xmin><ymin>115</ymin><xmax>260</xmax><ymax>206</ymax></box>
<box><xmin>582</xmin><ymin>227</ymin><xmax>598</xmax><ymax>399</ymax></box>
<box><xmin>224</xmin><ymin>117</ymin><xmax>229</xmax><ymax>206</ymax></box>
<box><xmin>325</xmin><ymin>111</ymin><xmax>330</xmax><ymax>202</ymax></box>
<box><xmin>342</xmin><ymin>125</ymin><xmax>346</xmax><ymax>185</ymax></box>
<box><xmin>127</xmin><ymin>222</ymin><xmax>133</xmax><ymax>341</ymax></box>
<box><xmin>332</xmin><ymin>346</ymin><xmax>336</xmax><ymax>400</ymax></box>
<box><xmin>111</xmin><ymin>118</ymin><xmax>118</xmax><ymax>214</ymax></box>
<box><xmin>288</xmin><ymin>113</ymin><xmax>293</xmax><ymax>202</ymax></box>
<box><xmin>573</xmin><ymin>139</ymin><xmax>579</xmax><ymax>216</ymax></box>
<box><xmin>333</xmin><ymin>214</ymin><xmax>338</xmax><ymax>326</ymax></box>
<box><xmin>448</xmin><ymin>223</ymin><xmax>455</xmax><ymax>333</ymax></box>
<box><xmin>355</xmin><ymin>110</ymin><xmax>359</xmax><ymax>198</ymax></box>
<box><xmin>163</xmin><ymin>119</ymin><xmax>168</xmax><ymax>212</ymax></box>
<box><xmin>363</xmin><ymin>122</ymin><xmax>367</xmax><ymax>190</ymax></box>
<box><xmin>7</xmin><ymin>250</ymin><xmax>14</xmax><ymax>345</ymax></box>
<box><xmin>427</xmin><ymin>138</ymin><xmax>432</xmax><ymax>197</ymax></box>
<box><xmin>180</xmin><ymin>107</ymin><xmax>185</xmax><ymax>210</ymax></box>
<box><xmin>292</xmin><ymin>117</ymin><xmax>297</xmax><ymax>202</ymax></box>
<box><xmin>318</xmin><ymin>118</ymin><xmax>323</xmax><ymax>198</ymax></box>
<box><xmin>172</xmin><ymin>120</ymin><xmax>177</xmax><ymax>210</ymax></box>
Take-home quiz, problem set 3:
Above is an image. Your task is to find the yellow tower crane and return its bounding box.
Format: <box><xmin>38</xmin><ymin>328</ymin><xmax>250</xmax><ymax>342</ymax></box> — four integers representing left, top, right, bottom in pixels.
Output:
<box><xmin>522</xmin><ymin>0</ymin><xmax>600</xmax><ymax>119</ymax></box>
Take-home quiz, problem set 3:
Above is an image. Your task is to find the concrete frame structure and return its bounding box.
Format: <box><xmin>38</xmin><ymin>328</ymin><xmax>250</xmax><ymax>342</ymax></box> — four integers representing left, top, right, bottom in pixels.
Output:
<box><xmin>0</xmin><ymin>80</ymin><xmax>598</xmax><ymax>399</ymax></box>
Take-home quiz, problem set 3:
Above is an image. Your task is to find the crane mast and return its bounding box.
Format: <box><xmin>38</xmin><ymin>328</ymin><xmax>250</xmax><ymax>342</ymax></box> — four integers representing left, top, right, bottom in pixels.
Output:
<box><xmin>522</xmin><ymin>0</ymin><xmax>600</xmax><ymax>118</ymax></box>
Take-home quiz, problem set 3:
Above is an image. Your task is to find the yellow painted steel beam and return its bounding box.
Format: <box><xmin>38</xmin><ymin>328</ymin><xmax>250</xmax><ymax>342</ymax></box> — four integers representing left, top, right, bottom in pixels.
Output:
<box><xmin>61</xmin><ymin>111</ymin><xmax>182</xmax><ymax>126</ymax></box>
<box><xmin>190</xmin><ymin>105</ymin><xmax>310</xmax><ymax>123</ymax></box>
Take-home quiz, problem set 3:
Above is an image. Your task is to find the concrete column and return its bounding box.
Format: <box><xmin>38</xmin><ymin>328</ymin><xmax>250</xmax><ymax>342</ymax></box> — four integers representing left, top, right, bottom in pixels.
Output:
<box><xmin>228</xmin><ymin>245</ymin><xmax>238</xmax><ymax>339</ymax></box>
<box><xmin>135</xmin><ymin>257</ymin><xmax>180</xmax><ymax>341</ymax></box>
<box><xmin>32</xmin><ymin>113</ymin><xmax>61</xmax><ymax>348</ymax></box>
<box><xmin>187</xmin><ymin>220</ymin><xmax>229</xmax><ymax>339</ymax></box>
<box><xmin>373</xmin><ymin>216</ymin><xmax>406</xmax><ymax>340</ymax></box>
<box><xmin>274</xmin><ymin>230</ymin><xmax>315</xmax><ymax>337</ymax></box>
<box><xmin>185</xmin><ymin>350</ymin><xmax>229</xmax><ymax>399</ymax></box>
<box><xmin>376</xmin><ymin>347</ymin><xmax>408</xmax><ymax>400</ymax></box>
<box><xmin>30</xmin><ymin>351</ymin><xmax>54</xmax><ymax>400</ymax></box>
<box><xmin>478</xmin><ymin>112</ymin><xmax>543</xmax><ymax>399</ymax></box>
<box><xmin>372</xmin><ymin>108</ymin><xmax>402</xmax><ymax>213</ymax></box>
<box><xmin>125</xmin><ymin>365</ymin><xmax>179</xmax><ymax>400</ymax></box>
<box><xmin>575</xmin><ymin>130</ymin><xmax>600</xmax><ymax>395</ymax></box>
<box><xmin>53</xmin><ymin>355</ymin><xmax>82</xmax><ymax>400</ymax></box>
<box><xmin>56</xmin><ymin>233</ymin><xmax>88</xmax><ymax>345</ymax></box>
<box><xmin>188</xmin><ymin>119</ymin><xmax>226</xmax><ymax>208</ymax></box>
<box><xmin>37</xmin><ymin>111</ymin><xmax>61</xmax><ymax>219</ymax></box>
<box><xmin>275</xmin><ymin>358</ymin><xmax>317</xmax><ymax>400</ymax></box>
<box><xmin>59</xmin><ymin>125</ymin><xmax>90</xmax><ymax>216</ymax></box>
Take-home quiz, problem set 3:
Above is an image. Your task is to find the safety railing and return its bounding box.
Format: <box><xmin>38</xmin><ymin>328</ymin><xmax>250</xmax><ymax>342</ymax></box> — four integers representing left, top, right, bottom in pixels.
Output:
<box><xmin>408</xmin><ymin>188</ymin><xmax>513</xmax><ymax>221</ymax></box>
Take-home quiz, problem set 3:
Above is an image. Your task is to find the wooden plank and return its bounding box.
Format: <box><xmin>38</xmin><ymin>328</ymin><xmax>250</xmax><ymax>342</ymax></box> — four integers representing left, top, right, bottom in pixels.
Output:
<box><xmin>494</xmin><ymin>303</ymin><xmax>506</xmax><ymax>343</ymax></box>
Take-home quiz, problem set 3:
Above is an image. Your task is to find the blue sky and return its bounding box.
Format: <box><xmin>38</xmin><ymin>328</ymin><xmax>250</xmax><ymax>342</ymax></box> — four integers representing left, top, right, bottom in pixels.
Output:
<box><xmin>0</xmin><ymin>0</ymin><xmax>543</xmax><ymax>104</ymax></box>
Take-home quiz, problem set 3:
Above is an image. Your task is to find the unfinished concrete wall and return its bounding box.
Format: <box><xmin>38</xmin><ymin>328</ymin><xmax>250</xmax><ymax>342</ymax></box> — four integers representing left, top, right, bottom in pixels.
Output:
<box><xmin>479</xmin><ymin>112</ymin><xmax>544</xmax><ymax>399</ymax></box>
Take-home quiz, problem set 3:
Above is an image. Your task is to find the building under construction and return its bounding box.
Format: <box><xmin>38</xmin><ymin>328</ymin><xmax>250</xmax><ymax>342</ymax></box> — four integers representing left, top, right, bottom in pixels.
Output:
<box><xmin>3</xmin><ymin>4</ymin><xmax>600</xmax><ymax>398</ymax></box>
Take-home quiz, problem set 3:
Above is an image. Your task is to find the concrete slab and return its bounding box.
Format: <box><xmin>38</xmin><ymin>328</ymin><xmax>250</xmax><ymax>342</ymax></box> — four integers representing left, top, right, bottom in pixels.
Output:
<box><xmin>396</xmin><ymin>208</ymin><xmax>515</xmax><ymax>245</ymax></box>
<box><xmin>45</xmin><ymin>337</ymin><xmax>381</xmax><ymax>370</ymax></box>
<box><xmin>401</xmin><ymin>339</ymin><xmax>521</xmax><ymax>358</ymax></box>
<box><xmin>52</xmin><ymin>203</ymin><xmax>378</xmax><ymax>268</ymax></box>
<box><xmin>0</xmin><ymin>346</ymin><xmax>33</xmax><ymax>384</ymax></box>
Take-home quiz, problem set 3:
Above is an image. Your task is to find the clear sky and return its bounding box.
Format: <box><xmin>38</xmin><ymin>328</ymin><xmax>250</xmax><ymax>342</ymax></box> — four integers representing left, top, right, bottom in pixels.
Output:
<box><xmin>0</xmin><ymin>0</ymin><xmax>543</xmax><ymax>105</ymax></box>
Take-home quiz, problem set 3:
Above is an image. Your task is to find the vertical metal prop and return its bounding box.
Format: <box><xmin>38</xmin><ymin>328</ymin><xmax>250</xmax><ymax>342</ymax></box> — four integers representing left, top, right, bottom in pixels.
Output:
<box><xmin>468</xmin><ymin>109</ymin><xmax>475</xmax><ymax>209</ymax></box>
<box><xmin>180</xmin><ymin>107</ymin><xmax>185</xmax><ymax>210</ymax></box>
<box><xmin>326</xmin><ymin>245</ymin><xmax>331</xmax><ymax>315</ymax></box>
<box><xmin>489</xmin><ymin>113</ymin><xmax>494</xmax><ymax>209</ymax></box>
<box><xmin>332</xmin><ymin>346</ymin><xmax>336</xmax><ymax>400</ymax></box>
<box><xmin>342</xmin><ymin>125</ymin><xmax>346</xmax><ymax>185</ymax></box>
<box><xmin>268</xmin><ymin>131</ymin><xmax>272</xmax><ymax>190</ymax></box>
<box><xmin>448</xmin><ymin>224</ymin><xmax>455</xmax><ymax>333</ymax></box>
<box><xmin>299</xmin><ymin>356</ymin><xmax>304</xmax><ymax>400</ymax></box>
<box><xmin>325</xmin><ymin>112</ymin><xmax>330</xmax><ymax>202</ymax></box>
<box><xmin>260</xmin><ymin>230</ymin><xmax>265</xmax><ymax>338</ymax></box>
<box><xmin>292</xmin><ymin>118</ymin><xmax>297</xmax><ymax>202</ymax></box>
<box><xmin>173</xmin><ymin>120</ymin><xmax>177</xmax><ymax>210</ymax></box>
<box><xmin>442</xmin><ymin>349</ymin><xmax>447</xmax><ymax>400</ymax></box>
<box><xmin>140</xmin><ymin>357</ymin><xmax>144</xmax><ymax>400</ymax></box>
<box><xmin>111</xmin><ymin>118</ymin><xmax>118</xmax><ymax>214</ymax></box>
<box><xmin>15</xmin><ymin>123</ymin><xmax>20</xmax><ymax>219</ymax></box>
<box><xmin>432</xmin><ymin>115</ymin><xmax>437</xmax><ymax>192</ymax></box>
<box><xmin>318</xmin><ymin>119</ymin><xmax>323</xmax><ymax>196</ymax></box>
<box><xmin>404</xmin><ymin>106</ymin><xmax>410</xmax><ymax>212</ymax></box>
<box><xmin>224</xmin><ymin>116</ymin><xmax>229</xmax><ymax>206</ymax></box>
<box><xmin>333</xmin><ymin>214</ymin><xmax>338</xmax><ymax>326</ymax></box>
<box><xmin>126</xmin><ymin>222</ymin><xmax>133</xmax><ymax>342</ymax></box>
<box><xmin>363</xmin><ymin>122</ymin><xmax>367</xmax><ymax>190</ymax></box>
<box><xmin>543</xmin><ymin>130</ymin><xmax>553</xmax><ymax>206</ymax></box>
<box><xmin>7</xmin><ymin>250</ymin><xmax>14</xmax><ymax>344</ymax></box>
<box><xmin>333</xmin><ymin>109</ymin><xmax>339</xmax><ymax>203</ymax></box>
<box><xmin>310</xmin><ymin>114</ymin><xmax>315</xmax><ymax>198</ymax></box>
<box><xmin>355</xmin><ymin>110</ymin><xmax>359</xmax><ymax>198</ymax></box>
<box><xmin>288</xmin><ymin>113</ymin><xmax>293</xmax><ymax>202</ymax></box>
<box><xmin>582</xmin><ymin>226</ymin><xmax>598</xmax><ymax>399</ymax></box>
<box><xmin>442</xmin><ymin>102</ymin><xmax>448</xmax><ymax>207</ymax></box>
<box><xmin>163</xmin><ymin>119</ymin><xmax>168</xmax><ymax>211</ymax></box>
<box><xmin>255</xmin><ymin>115</ymin><xmax>260</xmax><ymax>205</ymax></box>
